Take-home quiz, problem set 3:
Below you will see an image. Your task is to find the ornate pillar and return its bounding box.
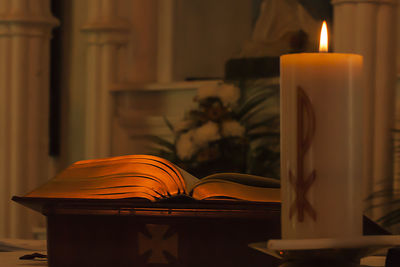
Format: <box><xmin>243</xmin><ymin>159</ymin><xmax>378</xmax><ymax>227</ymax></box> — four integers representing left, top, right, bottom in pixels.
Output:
<box><xmin>332</xmin><ymin>0</ymin><xmax>397</xmax><ymax>217</ymax></box>
<box><xmin>0</xmin><ymin>0</ymin><xmax>58</xmax><ymax>238</ymax></box>
<box><xmin>81</xmin><ymin>0</ymin><xmax>130</xmax><ymax>159</ymax></box>
<box><xmin>157</xmin><ymin>0</ymin><xmax>174</xmax><ymax>83</ymax></box>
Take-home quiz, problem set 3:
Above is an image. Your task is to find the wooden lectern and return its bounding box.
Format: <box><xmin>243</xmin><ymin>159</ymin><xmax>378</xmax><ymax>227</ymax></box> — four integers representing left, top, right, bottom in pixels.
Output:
<box><xmin>13</xmin><ymin>198</ymin><xmax>282</xmax><ymax>267</ymax></box>
<box><xmin>12</xmin><ymin>197</ymin><xmax>389</xmax><ymax>267</ymax></box>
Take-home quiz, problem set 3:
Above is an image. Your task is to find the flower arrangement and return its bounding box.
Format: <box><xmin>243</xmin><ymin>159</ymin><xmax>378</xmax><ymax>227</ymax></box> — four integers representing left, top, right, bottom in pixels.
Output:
<box><xmin>149</xmin><ymin>81</ymin><xmax>280</xmax><ymax>179</ymax></box>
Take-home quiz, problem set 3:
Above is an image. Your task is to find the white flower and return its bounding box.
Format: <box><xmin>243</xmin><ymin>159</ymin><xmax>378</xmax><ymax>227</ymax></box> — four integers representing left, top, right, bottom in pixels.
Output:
<box><xmin>196</xmin><ymin>83</ymin><xmax>240</xmax><ymax>107</ymax></box>
<box><xmin>197</xmin><ymin>85</ymin><xmax>219</xmax><ymax>101</ymax></box>
<box><xmin>176</xmin><ymin>130</ymin><xmax>197</xmax><ymax>160</ymax></box>
<box><xmin>193</xmin><ymin>121</ymin><xmax>221</xmax><ymax>147</ymax></box>
<box><xmin>218</xmin><ymin>83</ymin><xmax>240</xmax><ymax>106</ymax></box>
<box><xmin>222</xmin><ymin>120</ymin><xmax>245</xmax><ymax>138</ymax></box>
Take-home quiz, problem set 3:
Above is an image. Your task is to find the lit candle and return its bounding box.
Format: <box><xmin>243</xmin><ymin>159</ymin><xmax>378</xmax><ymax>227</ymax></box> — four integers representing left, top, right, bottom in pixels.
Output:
<box><xmin>280</xmin><ymin>21</ymin><xmax>364</xmax><ymax>239</ymax></box>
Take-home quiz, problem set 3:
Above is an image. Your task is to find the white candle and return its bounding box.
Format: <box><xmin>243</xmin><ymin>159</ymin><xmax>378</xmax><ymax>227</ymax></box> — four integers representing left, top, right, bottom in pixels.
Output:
<box><xmin>280</xmin><ymin>22</ymin><xmax>364</xmax><ymax>239</ymax></box>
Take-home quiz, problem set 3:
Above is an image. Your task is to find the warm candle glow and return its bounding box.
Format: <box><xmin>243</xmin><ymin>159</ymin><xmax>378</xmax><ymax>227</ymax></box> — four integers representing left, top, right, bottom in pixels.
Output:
<box><xmin>280</xmin><ymin>52</ymin><xmax>364</xmax><ymax>239</ymax></box>
<box><xmin>319</xmin><ymin>21</ymin><xmax>328</xmax><ymax>52</ymax></box>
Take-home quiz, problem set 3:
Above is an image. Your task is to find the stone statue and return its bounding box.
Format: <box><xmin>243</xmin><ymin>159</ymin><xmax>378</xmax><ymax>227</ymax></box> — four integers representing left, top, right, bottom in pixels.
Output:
<box><xmin>239</xmin><ymin>0</ymin><xmax>321</xmax><ymax>57</ymax></box>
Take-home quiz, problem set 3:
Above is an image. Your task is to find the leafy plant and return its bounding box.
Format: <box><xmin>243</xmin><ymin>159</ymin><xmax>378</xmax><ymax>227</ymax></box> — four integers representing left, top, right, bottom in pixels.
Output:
<box><xmin>366</xmin><ymin>185</ymin><xmax>400</xmax><ymax>228</ymax></box>
<box><xmin>366</xmin><ymin>128</ymin><xmax>400</xmax><ymax>228</ymax></box>
<box><xmin>146</xmin><ymin>81</ymin><xmax>280</xmax><ymax>179</ymax></box>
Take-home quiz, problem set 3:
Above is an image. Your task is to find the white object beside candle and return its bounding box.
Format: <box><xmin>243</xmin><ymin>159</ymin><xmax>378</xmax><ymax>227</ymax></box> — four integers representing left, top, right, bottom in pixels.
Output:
<box><xmin>280</xmin><ymin>22</ymin><xmax>364</xmax><ymax>239</ymax></box>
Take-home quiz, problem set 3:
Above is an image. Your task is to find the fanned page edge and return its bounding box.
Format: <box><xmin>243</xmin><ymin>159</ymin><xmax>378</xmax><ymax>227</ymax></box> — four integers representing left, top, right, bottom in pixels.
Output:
<box><xmin>23</xmin><ymin>155</ymin><xmax>185</xmax><ymax>201</ymax></box>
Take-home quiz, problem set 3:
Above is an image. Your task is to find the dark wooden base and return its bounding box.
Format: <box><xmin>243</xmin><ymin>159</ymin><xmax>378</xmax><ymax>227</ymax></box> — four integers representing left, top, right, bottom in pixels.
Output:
<box><xmin>12</xmin><ymin>197</ymin><xmax>390</xmax><ymax>267</ymax></box>
<box><xmin>41</xmin><ymin>199</ymin><xmax>281</xmax><ymax>267</ymax></box>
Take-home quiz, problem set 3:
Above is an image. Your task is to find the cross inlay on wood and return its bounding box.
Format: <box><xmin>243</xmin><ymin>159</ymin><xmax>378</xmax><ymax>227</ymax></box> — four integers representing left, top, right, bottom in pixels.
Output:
<box><xmin>289</xmin><ymin>86</ymin><xmax>317</xmax><ymax>222</ymax></box>
<box><xmin>138</xmin><ymin>224</ymin><xmax>178</xmax><ymax>264</ymax></box>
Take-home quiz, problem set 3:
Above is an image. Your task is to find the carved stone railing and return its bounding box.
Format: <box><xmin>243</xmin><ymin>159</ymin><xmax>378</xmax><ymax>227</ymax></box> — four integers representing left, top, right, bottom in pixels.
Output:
<box><xmin>111</xmin><ymin>81</ymin><xmax>220</xmax><ymax>155</ymax></box>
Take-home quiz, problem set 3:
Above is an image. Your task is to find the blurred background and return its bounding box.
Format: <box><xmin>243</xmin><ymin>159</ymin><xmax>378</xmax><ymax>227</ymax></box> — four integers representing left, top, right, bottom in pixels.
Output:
<box><xmin>1</xmin><ymin>0</ymin><xmax>400</xmax><ymax>239</ymax></box>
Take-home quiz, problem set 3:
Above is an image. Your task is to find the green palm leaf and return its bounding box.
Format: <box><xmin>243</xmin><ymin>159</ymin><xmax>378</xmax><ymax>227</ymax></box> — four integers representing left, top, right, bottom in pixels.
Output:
<box><xmin>377</xmin><ymin>209</ymin><xmax>400</xmax><ymax>226</ymax></box>
<box><xmin>235</xmin><ymin>90</ymin><xmax>277</xmax><ymax>119</ymax></box>
<box><xmin>365</xmin><ymin>188</ymin><xmax>400</xmax><ymax>200</ymax></box>
<box><xmin>163</xmin><ymin>116</ymin><xmax>174</xmax><ymax>132</ymax></box>
<box><xmin>246</xmin><ymin>115</ymin><xmax>279</xmax><ymax>132</ymax></box>
<box><xmin>144</xmin><ymin>135</ymin><xmax>175</xmax><ymax>151</ymax></box>
<box><xmin>366</xmin><ymin>199</ymin><xmax>400</xmax><ymax>211</ymax></box>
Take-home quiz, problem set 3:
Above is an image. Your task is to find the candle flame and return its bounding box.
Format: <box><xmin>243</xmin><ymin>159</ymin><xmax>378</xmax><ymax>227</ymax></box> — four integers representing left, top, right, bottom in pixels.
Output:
<box><xmin>319</xmin><ymin>21</ymin><xmax>328</xmax><ymax>52</ymax></box>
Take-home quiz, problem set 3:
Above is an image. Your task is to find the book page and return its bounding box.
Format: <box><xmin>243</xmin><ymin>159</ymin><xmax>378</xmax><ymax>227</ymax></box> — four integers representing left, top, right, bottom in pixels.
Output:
<box><xmin>176</xmin><ymin>167</ymin><xmax>200</xmax><ymax>193</ymax></box>
<box><xmin>191</xmin><ymin>180</ymin><xmax>280</xmax><ymax>202</ymax></box>
<box><xmin>201</xmin><ymin>173</ymin><xmax>280</xmax><ymax>188</ymax></box>
<box><xmin>24</xmin><ymin>155</ymin><xmax>182</xmax><ymax>200</ymax></box>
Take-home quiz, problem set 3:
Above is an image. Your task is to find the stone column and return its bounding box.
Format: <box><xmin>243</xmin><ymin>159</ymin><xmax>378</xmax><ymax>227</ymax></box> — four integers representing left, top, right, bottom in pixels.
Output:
<box><xmin>0</xmin><ymin>0</ymin><xmax>58</xmax><ymax>238</ymax></box>
<box><xmin>157</xmin><ymin>0</ymin><xmax>174</xmax><ymax>83</ymax></box>
<box><xmin>81</xmin><ymin>0</ymin><xmax>130</xmax><ymax>159</ymax></box>
<box><xmin>332</xmin><ymin>0</ymin><xmax>397</xmax><ymax>217</ymax></box>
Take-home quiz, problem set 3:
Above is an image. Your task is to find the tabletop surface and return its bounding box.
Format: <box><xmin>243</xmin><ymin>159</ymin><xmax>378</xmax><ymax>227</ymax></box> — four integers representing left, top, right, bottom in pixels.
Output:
<box><xmin>0</xmin><ymin>239</ymin><xmax>47</xmax><ymax>266</ymax></box>
<box><xmin>0</xmin><ymin>251</ymin><xmax>47</xmax><ymax>266</ymax></box>
<box><xmin>0</xmin><ymin>238</ymin><xmax>387</xmax><ymax>267</ymax></box>
<box><xmin>0</xmin><ymin>251</ymin><xmax>386</xmax><ymax>267</ymax></box>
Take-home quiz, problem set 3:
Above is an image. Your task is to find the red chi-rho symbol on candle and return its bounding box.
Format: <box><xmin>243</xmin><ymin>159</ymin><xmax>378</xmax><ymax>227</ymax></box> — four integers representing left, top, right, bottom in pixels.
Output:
<box><xmin>289</xmin><ymin>86</ymin><xmax>317</xmax><ymax>222</ymax></box>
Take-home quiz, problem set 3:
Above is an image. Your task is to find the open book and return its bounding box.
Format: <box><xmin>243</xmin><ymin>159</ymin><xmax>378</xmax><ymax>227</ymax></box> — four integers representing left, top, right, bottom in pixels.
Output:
<box><xmin>22</xmin><ymin>155</ymin><xmax>280</xmax><ymax>202</ymax></box>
